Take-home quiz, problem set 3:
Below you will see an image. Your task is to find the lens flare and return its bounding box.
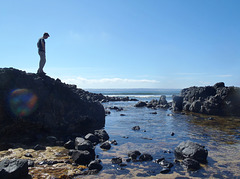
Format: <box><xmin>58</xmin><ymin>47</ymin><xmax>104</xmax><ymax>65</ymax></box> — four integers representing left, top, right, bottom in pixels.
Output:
<box><xmin>9</xmin><ymin>89</ymin><xmax>38</xmax><ymax>117</ymax></box>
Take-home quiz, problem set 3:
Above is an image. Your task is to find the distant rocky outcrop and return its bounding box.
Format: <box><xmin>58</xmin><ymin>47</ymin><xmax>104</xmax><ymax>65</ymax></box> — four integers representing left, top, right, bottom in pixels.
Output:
<box><xmin>0</xmin><ymin>68</ymin><xmax>106</xmax><ymax>144</ymax></box>
<box><xmin>134</xmin><ymin>95</ymin><xmax>170</xmax><ymax>109</ymax></box>
<box><xmin>172</xmin><ymin>82</ymin><xmax>240</xmax><ymax>116</ymax></box>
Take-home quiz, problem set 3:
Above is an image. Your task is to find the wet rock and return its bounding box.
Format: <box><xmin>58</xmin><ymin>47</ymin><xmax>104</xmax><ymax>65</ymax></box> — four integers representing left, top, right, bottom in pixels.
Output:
<box><xmin>105</xmin><ymin>110</ymin><xmax>111</xmax><ymax>115</ymax></box>
<box><xmin>128</xmin><ymin>151</ymin><xmax>141</xmax><ymax>160</ymax></box>
<box><xmin>181</xmin><ymin>158</ymin><xmax>200</xmax><ymax>171</ymax></box>
<box><xmin>88</xmin><ymin>160</ymin><xmax>103</xmax><ymax>171</ymax></box>
<box><xmin>160</xmin><ymin>167</ymin><xmax>171</xmax><ymax>174</ymax></box>
<box><xmin>0</xmin><ymin>158</ymin><xmax>29</xmax><ymax>179</ymax></box>
<box><xmin>132</xmin><ymin>126</ymin><xmax>140</xmax><ymax>131</ymax></box>
<box><xmin>71</xmin><ymin>150</ymin><xmax>94</xmax><ymax>165</ymax></box>
<box><xmin>24</xmin><ymin>153</ymin><xmax>33</xmax><ymax>158</ymax></box>
<box><xmin>110</xmin><ymin>140</ymin><xmax>118</xmax><ymax>145</ymax></box>
<box><xmin>27</xmin><ymin>160</ymin><xmax>34</xmax><ymax>167</ymax></box>
<box><xmin>134</xmin><ymin>101</ymin><xmax>147</xmax><ymax>107</ymax></box>
<box><xmin>174</xmin><ymin>141</ymin><xmax>208</xmax><ymax>163</ymax></box>
<box><xmin>153</xmin><ymin>158</ymin><xmax>165</xmax><ymax>164</ymax></box>
<box><xmin>172</xmin><ymin>96</ymin><xmax>183</xmax><ymax>111</ymax></box>
<box><xmin>33</xmin><ymin>144</ymin><xmax>46</xmax><ymax>150</ymax></box>
<box><xmin>100</xmin><ymin>141</ymin><xmax>111</xmax><ymax>150</ymax></box>
<box><xmin>109</xmin><ymin>106</ymin><xmax>123</xmax><ymax>111</ymax></box>
<box><xmin>75</xmin><ymin>138</ymin><xmax>95</xmax><ymax>159</ymax></box>
<box><xmin>111</xmin><ymin>157</ymin><xmax>122</xmax><ymax>164</ymax></box>
<box><xmin>159</xmin><ymin>159</ymin><xmax>173</xmax><ymax>168</ymax></box>
<box><xmin>126</xmin><ymin>158</ymin><xmax>131</xmax><ymax>162</ymax></box>
<box><xmin>94</xmin><ymin>129</ymin><xmax>109</xmax><ymax>142</ymax></box>
<box><xmin>64</xmin><ymin>140</ymin><xmax>75</xmax><ymax>149</ymax></box>
<box><xmin>84</xmin><ymin>133</ymin><xmax>99</xmax><ymax>145</ymax></box>
<box><xmin>139</xmin><ymin>153</ymin><xmax>153</xmax><ymax>161</ymax></box>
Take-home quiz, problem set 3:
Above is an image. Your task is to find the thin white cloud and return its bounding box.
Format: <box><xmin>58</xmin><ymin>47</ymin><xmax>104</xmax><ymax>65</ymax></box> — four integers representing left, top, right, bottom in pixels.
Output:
<box><xmin>215</xmin><ymin>74</ymin><xmax>232</xmax><ymax>78</ymax></box>
<box><xmin>62</xmin><ymin>77</ymin><xmax>160</xmax><ymax>88</ymax></box>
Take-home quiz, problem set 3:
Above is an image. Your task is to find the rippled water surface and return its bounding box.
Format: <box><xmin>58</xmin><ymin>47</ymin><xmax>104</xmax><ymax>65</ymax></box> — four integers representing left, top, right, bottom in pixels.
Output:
<box><xmin>89</xmin><ymin>98</ymin><xmax>240</xmax><ymax>179</ymax></box>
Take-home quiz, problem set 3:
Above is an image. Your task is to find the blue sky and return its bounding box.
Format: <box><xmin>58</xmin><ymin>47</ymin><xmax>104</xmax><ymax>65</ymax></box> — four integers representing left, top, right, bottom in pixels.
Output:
<box><xmin>1</xmin><ymin>0</ymin><xmax>239</xmax><ymax>89</ymax></box>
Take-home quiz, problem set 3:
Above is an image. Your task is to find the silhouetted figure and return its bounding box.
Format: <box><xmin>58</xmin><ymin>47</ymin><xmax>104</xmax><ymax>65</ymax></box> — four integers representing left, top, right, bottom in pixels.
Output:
<box><xmin>37</xmin><ymin>32</ymin><xmax>50</xmax><ymax>74</ymax></box>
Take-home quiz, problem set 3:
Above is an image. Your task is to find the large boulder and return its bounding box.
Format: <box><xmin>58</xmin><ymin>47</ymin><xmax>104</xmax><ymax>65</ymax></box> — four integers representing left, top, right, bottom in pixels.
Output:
<box><xmin>172</xmin><ymin>82</ymin><xmax>240</xmax><ymax>116</ymax></box>
<box><xmin>0</xmin><ymin>68</ymin><xmax>105</xmax><ymax>144</ymax></box>
<box><xmin>0</xmin><ymin>159</ymin><xmax>29</xmax><ymax>179</ymax></box>
<box><xmin>172</xmin><ymin>96</ymin><xmax>183</xmax><ymax>111</ymax></box>
<box><xmin>174</xmin><ymin>141</ymin><xmax>208</xmax><ymax>163</ymax></box>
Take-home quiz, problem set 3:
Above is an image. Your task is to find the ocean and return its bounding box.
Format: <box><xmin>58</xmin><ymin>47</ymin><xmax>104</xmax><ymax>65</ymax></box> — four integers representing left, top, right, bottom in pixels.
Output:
<box><xmin>85</xmin><ymin>88</ymin><xmax>240</xmax><ymax>178</ymax></box>
<box><xmin>87</xmin><ymin>88</ymin><xmax>181</xmax><ymax>102</ymax></box>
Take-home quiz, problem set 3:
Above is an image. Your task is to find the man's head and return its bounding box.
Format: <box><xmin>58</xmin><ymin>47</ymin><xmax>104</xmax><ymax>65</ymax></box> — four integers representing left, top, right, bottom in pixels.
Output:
<box><xmin>43</xmin><ymin>32</ymin><xmax>50</xmax><ymax>39</ymax></box>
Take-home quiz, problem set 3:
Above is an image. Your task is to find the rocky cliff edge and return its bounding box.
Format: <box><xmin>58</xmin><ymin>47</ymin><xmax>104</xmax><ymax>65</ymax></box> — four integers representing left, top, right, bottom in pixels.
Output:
<box><xmin>0</xmin><ymin>68</ymin><xmax>105</xmax><ymax>144</ymax></box>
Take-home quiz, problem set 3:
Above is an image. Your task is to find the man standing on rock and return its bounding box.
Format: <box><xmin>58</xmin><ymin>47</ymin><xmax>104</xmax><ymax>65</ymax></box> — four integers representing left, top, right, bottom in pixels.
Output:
<box><xmin>37</xmin><ymin>32</ymin><xmax>50</xmax><ymax>74</ymax></box>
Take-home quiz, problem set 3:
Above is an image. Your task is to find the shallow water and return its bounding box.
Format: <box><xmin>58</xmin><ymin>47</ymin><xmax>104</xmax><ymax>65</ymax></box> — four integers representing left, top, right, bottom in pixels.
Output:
<box><xmin>90</xmin><ymin>100</ymin><xmax>240</xmax><ymax>178</ymax></box>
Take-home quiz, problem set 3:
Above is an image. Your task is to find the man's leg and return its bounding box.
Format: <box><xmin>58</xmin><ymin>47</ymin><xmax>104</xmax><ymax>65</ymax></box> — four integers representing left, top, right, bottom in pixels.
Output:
<box><xmin>37</xmin><ymin>51</ymin><xmax>46</xmax><ymax>74</ymax></box>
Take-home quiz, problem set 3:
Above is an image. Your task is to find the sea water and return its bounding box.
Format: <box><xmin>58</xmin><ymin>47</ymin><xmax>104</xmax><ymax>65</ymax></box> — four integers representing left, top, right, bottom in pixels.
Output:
<box><xmin>85</xmin><ymin>88</ymin><xmax>240</xmax><ymax>178</ymax></box>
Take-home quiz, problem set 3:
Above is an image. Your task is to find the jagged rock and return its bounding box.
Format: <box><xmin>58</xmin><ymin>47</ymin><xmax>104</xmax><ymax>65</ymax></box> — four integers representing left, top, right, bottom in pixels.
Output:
<box><xmin>0</xmin><ymin>159</ymin><xmax>29</xmax><ymax>179</ymax></box>
<box><xmin>174</xmin><ymin>141</ymin><xmax>208</xmax><ymax>163</ymax></box>
<box><xmin>172</xmin><ymin>82</ymin><xmax>240</xmax><ymax>116</ymax></box>
<box><xmin>0</xmin><ymin>68</ymin><xmax>105</xmax><ymax>144</ymax></box>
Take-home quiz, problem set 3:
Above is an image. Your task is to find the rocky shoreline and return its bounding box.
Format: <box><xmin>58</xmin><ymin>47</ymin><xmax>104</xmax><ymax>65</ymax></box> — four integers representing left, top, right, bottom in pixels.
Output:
<box><xmin>0</xmin><ymin>68</ymin><xmax>238</xmax><ymax>178</ymax></box>
<box><xmin>172</xmin><ymin>82</ymin><xmax>240</xmax><ymax>116</ymax></box>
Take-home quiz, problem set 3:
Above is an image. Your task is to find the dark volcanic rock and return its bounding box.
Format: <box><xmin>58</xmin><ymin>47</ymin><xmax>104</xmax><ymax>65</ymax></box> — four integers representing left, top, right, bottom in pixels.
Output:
<box><xmin>111</xmin><ymin>157</ymin><xmax>122</xmax><ymax>164</ymax></box>
<box><xmin>181</xmin><ymin>158</ymin><xmax>200</xmax><ymax>171</ymax></box>
<box><xmin>94</xmin><ymin>129</ymin><xmax>109</xmax><ymax>142</ymax></box>
<box><xmin>75</xmin><ymin>137</ymin><xmax>94</xmax><ymax>152</ymax></box>
<box><xmin>0</xmin><ymin>68</ymin><xmax>105</xmax><ymax>144</ymax></box>
<box><xmin>139</xmin><ymin>153</ymin><xmax>153</xmax><ymax>161</ymax></box>
<box><xmin>128</xmin><ymin>150</ymin><xmax>141</xmax><ymax>160</ymax></box>
<box><xmin>0</xmin><ymin>158</ymin><xmax>29</xmax><ymax>179</ymax></box>
<box><xmin>100</xmin><ymin>141</ymin><xmax>111</xmax><ymax>150</ymax></box>
<box><xmin>132</xmin><ymin>126</ymin><xmax>140</xmax><ymax>131</ymax></box>
<box><xmin>71</xmin><ymin>150</ymin><xmax>94</xmax><ymax>165</ymax></box>
<box><xmin>172</xmin><ymin>82</ymin><xmax>240</xmax><ymax>116</ymax></box>
<box><xmin>174</xmin><ymin>141</ymin><xmax>208</xmax><ymax>163</ymax></box>
<box><xmin>88</xmin><ymin>160</ymin><xmax>103</xmax><ymax>171</ymax></box>
<box><xmin>84</xmin><ymin>133</ymin><xmax>99</xmax><ymax>145</ymax></box>
<box><xmin>134</xmin><ymin>101</ymin><xmax>147</xmax><ymax>107</ymax></box>
<box><xmin>64</xmin><ymin>140</ymin><xmax>75</xmax><ymax>149</ymax></box>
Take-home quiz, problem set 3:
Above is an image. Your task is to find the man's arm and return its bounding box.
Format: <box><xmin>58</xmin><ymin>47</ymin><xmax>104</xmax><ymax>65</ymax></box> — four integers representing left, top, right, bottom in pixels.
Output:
<box><xmin>41</xmin><ymin>39</ymin><xmax>45</xmax><ymax>51</ymax></box>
